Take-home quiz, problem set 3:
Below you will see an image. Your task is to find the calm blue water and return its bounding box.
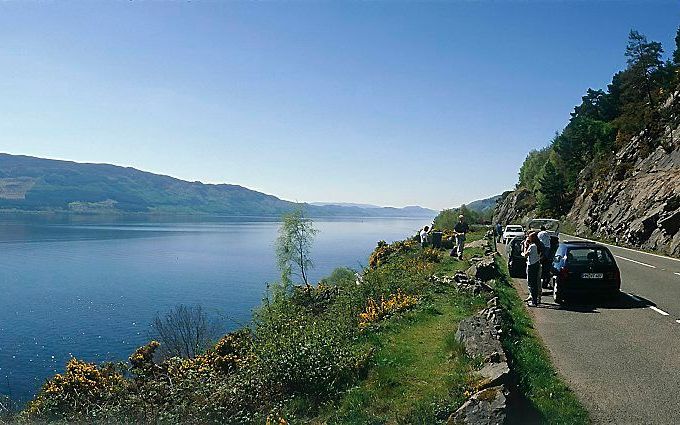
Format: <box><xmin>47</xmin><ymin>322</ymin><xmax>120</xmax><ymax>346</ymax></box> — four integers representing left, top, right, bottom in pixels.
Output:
<box><xmin>0</xmin><ymin>215</ymin><xmax>429</xmax><ymax>402</ymax></box>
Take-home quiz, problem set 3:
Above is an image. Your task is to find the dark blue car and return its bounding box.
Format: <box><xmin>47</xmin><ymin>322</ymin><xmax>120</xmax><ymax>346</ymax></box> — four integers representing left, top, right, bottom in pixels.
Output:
<box><xmin>551</xmin><ymin>241</ymin><xmax>621</xmax><ymax>303</ymax></box>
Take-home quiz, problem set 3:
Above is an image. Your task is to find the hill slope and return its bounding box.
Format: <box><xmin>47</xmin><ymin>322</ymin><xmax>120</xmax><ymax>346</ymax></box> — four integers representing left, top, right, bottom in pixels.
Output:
<box><xmin>465</xmin><ymin>195</ymin><xmax>502</xmax><ymax>213</ymax></box>
<box><xmin>0</xmin><ymin>154</ymin><xmax>435</xmax><ymax>217</ymax></box>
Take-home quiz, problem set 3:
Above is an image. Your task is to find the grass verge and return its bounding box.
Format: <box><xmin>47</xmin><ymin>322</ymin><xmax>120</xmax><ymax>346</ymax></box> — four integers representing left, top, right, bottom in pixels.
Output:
<box><xmin>317</xmin><ymin>241</ymin><xmax>488</xmax><ymax>424</ymax></box>
<box><xmin>494</xmin><ymin>255</ymin><xmax>590</xmax><ymax>424</ymax></box>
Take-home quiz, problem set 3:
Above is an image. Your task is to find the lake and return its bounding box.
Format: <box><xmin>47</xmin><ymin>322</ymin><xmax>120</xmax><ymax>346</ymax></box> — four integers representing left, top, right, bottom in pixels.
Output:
<box><xmin>0</xmin><ymin>215</ymin><xmax>430</xmax><ymax>402</ymax></box>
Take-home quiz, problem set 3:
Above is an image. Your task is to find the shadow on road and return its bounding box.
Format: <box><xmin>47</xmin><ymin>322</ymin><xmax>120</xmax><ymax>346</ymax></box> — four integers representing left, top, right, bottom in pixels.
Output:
<box><xmin>533</xmin><ymin>291</ymin><xmax>655</xmax><ymax>313</ymax></box>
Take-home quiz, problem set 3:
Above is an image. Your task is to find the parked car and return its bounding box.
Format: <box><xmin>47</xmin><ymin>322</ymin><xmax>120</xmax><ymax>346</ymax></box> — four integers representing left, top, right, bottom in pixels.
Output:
<box><xmin>551</xmin><ymin>241</ymin><xmax>621</xmax><ymax>303</ymax></box>
<box><xmin>506</xmin><ymin>235</ymin><xmax>527</xmax><ymax>278</ymax></box>
<box><xmin>502</xmin><ymin>225</ymin><xmax>524</xmax><ymax>244</ymax></box>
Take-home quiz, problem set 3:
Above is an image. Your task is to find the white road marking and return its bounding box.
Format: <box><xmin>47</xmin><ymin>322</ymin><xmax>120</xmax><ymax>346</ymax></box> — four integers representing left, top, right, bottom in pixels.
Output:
<box><xmin>614</xmin><ymin>255</ymin><xmax>656</xmax><ymax>268</ymax></box>
<box><xmin>562</xmin><ymin>233</ymin><xmax>680</xmax><ymax>263</ymax></box>
<box><xmin>675</xmin><ymin>272</ymin><xmax>680</xmax><ymax>277</ymax></box>
<box><xmin>627</xmin><ymin>293</ymin><xmax>643</xmax><ymax>302</ymax></box>
<box><xmin>649</xmin><ymin>306</ymin><xmax>670</xmax><ymax>316</ymax></box>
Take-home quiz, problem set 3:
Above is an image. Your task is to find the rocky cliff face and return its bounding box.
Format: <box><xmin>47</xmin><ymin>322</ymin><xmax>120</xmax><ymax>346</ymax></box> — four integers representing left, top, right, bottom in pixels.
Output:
<box><xmin>496</xmin><ymin>96</ymin><xmax>680</xmax><ymax>257</ymax></box>
<box><xmin>568</xmin><ymin>127</ymin><xmax>680</xmax><ymax>256</ymax></box>
<box><xmin>493</xmin><ymin>189</ymin><xmax>536</xmax><ymax>226</ymax></box>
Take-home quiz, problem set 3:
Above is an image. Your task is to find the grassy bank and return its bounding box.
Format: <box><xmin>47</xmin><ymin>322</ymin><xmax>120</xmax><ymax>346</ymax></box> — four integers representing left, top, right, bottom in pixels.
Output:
<box><xmin>319</xmin><ymin>244</ymin><xmax>488</xmax><ymax>423</ymax></box>
<box><xmin>13</xmin><ymin>229</ymin><xmax>491</xmax><ymax>424</ymax></box>
<box><xmin>494</xmin><ymin>257</ymin><xmax>590</xmax><ymax>424</ymax></box>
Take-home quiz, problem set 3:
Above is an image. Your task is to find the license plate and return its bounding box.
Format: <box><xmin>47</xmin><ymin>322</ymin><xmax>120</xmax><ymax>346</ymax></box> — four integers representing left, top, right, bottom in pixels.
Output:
<box><xmin>582</xmin><ymin>273</ymin><xmax>603</xmax><ymax>279</ymax></box>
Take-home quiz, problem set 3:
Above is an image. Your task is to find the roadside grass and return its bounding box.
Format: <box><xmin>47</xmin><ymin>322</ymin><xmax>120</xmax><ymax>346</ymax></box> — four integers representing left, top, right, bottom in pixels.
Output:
<box><xmin>494</xmin><ymin>256</ymin><xmax>590</xmax><ymax>425</ymax></box>
<box><xmin>318</xmin><ymin>249</ymin><xmax>487</xmax><ymax>424</ymax></box>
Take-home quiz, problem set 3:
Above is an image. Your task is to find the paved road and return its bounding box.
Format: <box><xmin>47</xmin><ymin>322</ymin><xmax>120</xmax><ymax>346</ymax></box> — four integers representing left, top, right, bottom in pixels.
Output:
<box><xmin>502</xmin><ymin>234</ymin><xmax>680</xmax><ymax>424</ymax></box>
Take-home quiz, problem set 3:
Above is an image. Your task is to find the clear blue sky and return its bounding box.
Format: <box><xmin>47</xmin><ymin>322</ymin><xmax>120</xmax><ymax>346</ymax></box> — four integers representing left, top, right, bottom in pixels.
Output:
<box><xmin>1</xmin><ymin>1</ymin><xmax>678</xmax><ymax>210</ymax></box>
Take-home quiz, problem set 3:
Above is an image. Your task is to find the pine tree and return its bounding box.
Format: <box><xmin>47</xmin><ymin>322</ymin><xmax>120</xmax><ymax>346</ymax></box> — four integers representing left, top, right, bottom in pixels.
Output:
<box><xmin>673</xmin><ymin>26</ymin><xmax>680</xmax><ymax>66</ymax></box>
<box><xmin>624</xmin><ymin>30</ymin><xmax>664</xmax><ymax>109</ymax></box>
<box><xmin>536</xmin><ymin>159</ymin><xmax>566</xmax><ymax>216</ymax></box>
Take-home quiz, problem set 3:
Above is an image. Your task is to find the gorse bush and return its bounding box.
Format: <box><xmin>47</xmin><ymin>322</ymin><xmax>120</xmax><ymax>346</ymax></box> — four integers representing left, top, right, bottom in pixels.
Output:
<box><xmin>358</xmin><ymin>289</ymin><xmax>419</xmax><ymax>328</ymax></box>
<box><xmin>368</xmin><ymin>239</ymin><xmax>417</xmax><ymax>269</ymax></box>
<box><xmin>21</xmin><ymin>358</ymin><xmax>127</xmax><ymax>422</ymax></box>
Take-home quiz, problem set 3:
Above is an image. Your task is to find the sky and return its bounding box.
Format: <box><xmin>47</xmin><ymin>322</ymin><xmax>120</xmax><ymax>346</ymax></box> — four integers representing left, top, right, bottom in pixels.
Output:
<box><xmin>0</xmin><ymin>1</ymin><xmax>678</xmax><ymax>210</ymax></box>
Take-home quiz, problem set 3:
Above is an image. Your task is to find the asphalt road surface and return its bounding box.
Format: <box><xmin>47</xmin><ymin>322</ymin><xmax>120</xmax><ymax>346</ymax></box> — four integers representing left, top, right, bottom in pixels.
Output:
<box><xmin>502</xmin><ymin>234</ymin><xmax>680</xmax><ymax>424</ymax></box>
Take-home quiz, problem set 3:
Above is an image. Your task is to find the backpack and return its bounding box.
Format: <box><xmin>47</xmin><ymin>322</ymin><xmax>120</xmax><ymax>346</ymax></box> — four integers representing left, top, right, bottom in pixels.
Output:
<box><xmin>536</xmin><ymin>239</ymin><xmax>547</xmax><ymax>260</ymax></box>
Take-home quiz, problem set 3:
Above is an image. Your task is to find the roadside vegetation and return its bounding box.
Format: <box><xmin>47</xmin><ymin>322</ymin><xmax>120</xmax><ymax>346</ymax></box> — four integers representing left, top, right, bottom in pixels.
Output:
<box><xmin>494</xmin><ymin>257</ymin><xmax>590</xmax><ymax>424</ymax></box>
<box><xmin>434</xmin><ymin>204</ymin><xmax>492</xmax><ymax>228</ymax></box>
<box><xmin>13</xmin><ymin>216</ymin><xmax>494</xmax><ymax>424</ymax></box>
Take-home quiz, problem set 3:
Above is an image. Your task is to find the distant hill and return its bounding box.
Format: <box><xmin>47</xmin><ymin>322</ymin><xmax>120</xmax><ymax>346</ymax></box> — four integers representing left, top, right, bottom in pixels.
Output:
<box><xmin>310</xmin><ymin>202</ymin><xmax>381</xmax><ymax>209</ymax></box>
<box><xmin>0</xmin><ymin>154</ymin><xmax>436</xmax><ymax>218</ymax></box>
<box><xmin>312</xmin><ymin>202</ymin><xmax>436</xmax><ymax>215</ymax></box>
<box><xmin>463</xmin><ymin>195</ymin><xmax>502</xmax><ymax>213</ymax></box>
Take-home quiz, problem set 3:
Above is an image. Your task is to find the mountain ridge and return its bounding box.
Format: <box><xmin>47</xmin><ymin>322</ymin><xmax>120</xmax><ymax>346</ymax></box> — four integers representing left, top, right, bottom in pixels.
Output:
<box><xmin>0</xmin><ymin>153</ymin><xmax>436</xmax><ymax>218</ymax></box>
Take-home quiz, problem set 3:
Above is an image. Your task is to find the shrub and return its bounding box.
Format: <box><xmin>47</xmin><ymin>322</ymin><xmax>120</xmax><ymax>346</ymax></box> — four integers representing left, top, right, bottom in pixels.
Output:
<box><xmin>358</xmin><ymin>289</ymin><xmax>419</xmax><ymax>328</ymax></box>
<box><xmin>21</xmin><ymin>358</ymin><xmax>127</xmax><ymax>422</ymax></box>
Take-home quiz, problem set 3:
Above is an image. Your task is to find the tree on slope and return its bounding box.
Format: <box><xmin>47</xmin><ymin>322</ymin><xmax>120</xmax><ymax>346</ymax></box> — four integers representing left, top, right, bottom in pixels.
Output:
<box><xmin>673</xmin><ymin>26</ymin><xmax>680</xmax><ymax>66</ymax></box>
<box><xmin>276</xmin><ymin>207</ymin><xmax>318</xmax><ymax>287</ymax></box>
<box><xmin>536</xmin><ymin>159</ymin><xmax>567</xmax><ymax>217</ymax></box>
<box><xmin>624</xmin><ymin>30</ymin><xmax>664</xmax><ymax>108</ymax></box>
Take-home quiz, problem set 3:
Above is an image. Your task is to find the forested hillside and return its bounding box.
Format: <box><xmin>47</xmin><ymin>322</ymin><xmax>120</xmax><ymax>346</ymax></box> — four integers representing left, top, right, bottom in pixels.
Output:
<box><xmin>495</xmin><ymin>29</ymin><xmax>680</xmax><ymax>256</ymax></box>
<box><xmin>0</xmin><ymin>154</ymin><xmax>436</xmax><ymax>218</ymax></box>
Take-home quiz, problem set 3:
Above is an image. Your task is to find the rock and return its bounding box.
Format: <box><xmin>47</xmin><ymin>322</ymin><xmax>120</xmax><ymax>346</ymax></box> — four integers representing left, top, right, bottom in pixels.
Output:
<box><xmin>466</xmin><ymin>239</ymin><xmax>488</xmax><ymax>249</ymax></box>
<box><xmin>455</xmin><ymin>315</ymin><xmax>506</xmax><ymax>362</ymax></box>
<box><xmin>454</xmin><ymin>272</ymin><xmax>470</xmax><ymax>283</ymax></box>
<box><xmin>466</xmin><ymin>257</ymin><xmax>498</xmax><ymax>282</ymax></box>
<box><xmin>448</xmin><ymin>385</ymin><xmax>507</xmax><ymax>425</ymax></box>
<box><xmin>476</xmin><ymin>362</ymin><xmax>510</xmax><ymax>389</ymax></box>
<box><xmin>659</xmin><ymin>209</ymin><xmax>680</xmax><ymax>235</ymax></box>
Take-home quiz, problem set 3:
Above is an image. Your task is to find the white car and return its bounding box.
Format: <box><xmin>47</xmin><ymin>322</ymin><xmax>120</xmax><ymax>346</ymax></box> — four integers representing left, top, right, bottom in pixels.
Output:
<box><xmin>502</xmin><ymin>225</ymin><xmax>525</xmax><ymax>244</ymax></box>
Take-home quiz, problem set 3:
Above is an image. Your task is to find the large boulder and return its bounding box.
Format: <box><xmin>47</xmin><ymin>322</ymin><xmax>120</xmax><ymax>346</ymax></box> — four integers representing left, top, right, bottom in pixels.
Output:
<box><xmin>448</xmin><ymin>385</ymin><xmax>507</xmax><ymax>425</ymax></box>
<box><xmin>455</xmin><ymin>311</ymin><xmax>505</xmax><ymax>363</ymax></box>
<box><xmin>466</xmin><ymin>239</ymin><xmax>488</xmax><ymax>249</ymax></box>
<box><xmin>466</xmin><ymin>256</ymin><xmax>498</xmax><ymax>282</ymax></box>
<box><xmin>476</xmin><ymin>362</ymin><xmax>510</xmax><ymax>390</ymax></box>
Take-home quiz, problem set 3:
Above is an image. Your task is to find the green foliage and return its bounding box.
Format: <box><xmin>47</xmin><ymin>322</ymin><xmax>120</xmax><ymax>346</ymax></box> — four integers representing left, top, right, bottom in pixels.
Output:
<box><xmin>514</xmin><ymin>27</ymin><xmax>679</xmax><ymax>218</ymax></box>
<box><xmin>275</xmin><ymin>208</ymin><xmax>318</xmax><ymax>286</ymax></box>
<box><xmin>674</xmin><ymin>26</ymin><xmax>680</xmax><ymax>66</ymax></box>
<box><xmin>433</xmin><ymin>204</ymin><xmax>489</xmax><ymax>230</ymax></box>
<box><xmin>536</xmin><ymin>159</ymin><xmax>567</xmax><ymax>217</ymax></box>
<box><xmin>518</xmin><ymin>147</ymin><xmax>551</xmax><ymax>192</ymax></box>
<box><xmin>553</xmin><ymin>116</ymin><xmax>616</xmax><ymax>191</ymax></box>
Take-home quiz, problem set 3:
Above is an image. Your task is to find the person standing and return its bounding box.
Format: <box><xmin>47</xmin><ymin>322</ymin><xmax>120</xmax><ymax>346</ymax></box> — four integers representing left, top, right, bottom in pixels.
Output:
<box><xmin>537</xmin><ymin>225</ymin><xmax>552</xmax><ymax>288</ymax></box>
<box><xmin>454</xmin><ymin>215</ymin><xmax>469</xmax><ymax>260</ymax></box>
<box><xmin>420</xmin><ymin>226</ymin><xmax>430</xmax><ymax>248</ymax></box>
<box><xmin>523</xmin><ymin>232</ymin><xmax>542</xmax><ymax>306</ymax></box>
<box><xmin>495</xmin><ymin>223</ymin><xmax>503</xmax><ymax>243</ymax></box>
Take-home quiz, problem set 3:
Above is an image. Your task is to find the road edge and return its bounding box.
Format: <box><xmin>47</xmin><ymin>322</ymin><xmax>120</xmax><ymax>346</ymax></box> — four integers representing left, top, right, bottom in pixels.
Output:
<box><xmin>493</xmin><ymin>253</ymin><xmax>591</xmax><ymax>424</ymax></box>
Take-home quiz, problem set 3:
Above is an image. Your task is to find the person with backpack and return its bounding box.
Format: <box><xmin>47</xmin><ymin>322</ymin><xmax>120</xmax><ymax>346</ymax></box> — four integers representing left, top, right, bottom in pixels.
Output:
<box><xmin>523</xmin><ymin>232</ymin><xmax>542</xmax><ymax>307</ymax></box>
<box><xmin>537</xmin><ymin>225</ymin><xmax>552</xmax><ymax>288</ymax></box>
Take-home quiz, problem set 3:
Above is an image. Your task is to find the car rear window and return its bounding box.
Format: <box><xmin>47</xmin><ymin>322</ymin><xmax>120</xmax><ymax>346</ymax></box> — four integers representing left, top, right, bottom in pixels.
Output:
<box><xmin>506</xmin><ymin>226</ymin><xmax>522</xmax><ymax>232</ymax></box>
<box><xmin>565</xmin><ymin>248</ymin><xmax>614</xmax><ymax>266</ymax></box>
